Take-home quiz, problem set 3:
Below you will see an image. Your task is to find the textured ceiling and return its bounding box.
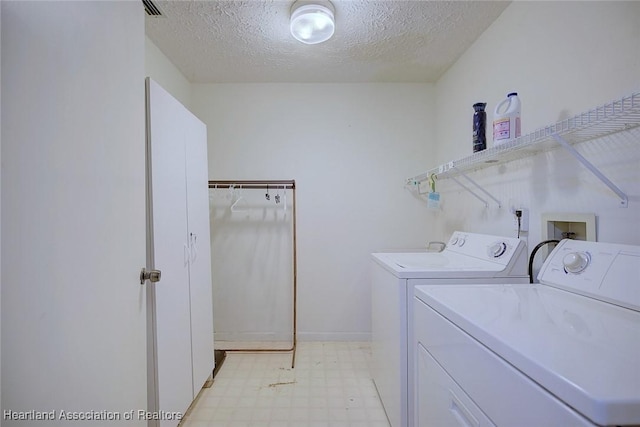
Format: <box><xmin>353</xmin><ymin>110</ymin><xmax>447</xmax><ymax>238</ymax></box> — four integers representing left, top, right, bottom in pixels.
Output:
<box><xmin>145</xmin><ymin>0</ymin><xmax>510</xmax><ymax>83</ymax></box>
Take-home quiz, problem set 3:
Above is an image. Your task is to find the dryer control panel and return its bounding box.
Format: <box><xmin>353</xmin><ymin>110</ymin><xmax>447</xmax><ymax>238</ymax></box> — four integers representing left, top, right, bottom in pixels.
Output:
<box><xmin>538</xmin><ymin>239</ymin><xmax>640</xmax><ymax>312</ymax></box>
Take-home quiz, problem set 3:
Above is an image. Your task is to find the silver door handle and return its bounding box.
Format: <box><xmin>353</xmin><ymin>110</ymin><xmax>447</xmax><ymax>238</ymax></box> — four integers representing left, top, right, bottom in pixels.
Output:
<box><xmin>140</xmin><ymin>268</ymin><xmax>161</xmax><ymax>285</ymax></box>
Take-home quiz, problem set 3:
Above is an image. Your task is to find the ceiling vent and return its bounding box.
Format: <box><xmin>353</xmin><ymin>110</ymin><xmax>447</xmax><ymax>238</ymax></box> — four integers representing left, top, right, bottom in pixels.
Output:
<box><xmin>143</xmin><ymin>0</ymin><xmax>163</xmax><ymax>16</ymax></box>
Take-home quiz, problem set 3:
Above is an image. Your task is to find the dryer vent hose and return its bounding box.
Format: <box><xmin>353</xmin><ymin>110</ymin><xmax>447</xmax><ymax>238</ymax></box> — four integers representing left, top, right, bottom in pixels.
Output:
<box><xmin>529</xmin><ymin>240</ymin><xmax>561</xmax><ymax>283</ymax></box>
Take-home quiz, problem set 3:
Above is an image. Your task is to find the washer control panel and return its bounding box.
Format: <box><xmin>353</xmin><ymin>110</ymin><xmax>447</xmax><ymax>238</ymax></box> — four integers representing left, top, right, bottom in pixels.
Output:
<box><xmin>488</xmin><ymin>241</ymin><xmax>508</xmax><ymax>258</ymax></box>
<box><xmin>539</xmin><ymin>239</ymin><xmax>640</xmax><ymax>311</ymax></box>
<box><xmin>446</xmin><ymin>231</ymin><xmax>524</xmax><ymax>265</ymax></box>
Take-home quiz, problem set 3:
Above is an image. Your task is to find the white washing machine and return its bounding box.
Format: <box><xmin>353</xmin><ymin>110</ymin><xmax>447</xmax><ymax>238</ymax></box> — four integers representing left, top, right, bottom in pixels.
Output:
<box><xmin>414</xmin><ymin>239</ymin><xmax>640</xmax><ymax>426</ymax></box>
<box><xmin>371</xmin><ymin>231</ymin><xmax>530</xmax><ymax>427</ymax></box>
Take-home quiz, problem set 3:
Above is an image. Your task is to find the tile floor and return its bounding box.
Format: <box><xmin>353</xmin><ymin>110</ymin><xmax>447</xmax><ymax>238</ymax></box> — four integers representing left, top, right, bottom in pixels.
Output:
<box><xmin>180</xmin><ymin>342</ymin><xmax>391</xmax><ymax>427</ymax></box>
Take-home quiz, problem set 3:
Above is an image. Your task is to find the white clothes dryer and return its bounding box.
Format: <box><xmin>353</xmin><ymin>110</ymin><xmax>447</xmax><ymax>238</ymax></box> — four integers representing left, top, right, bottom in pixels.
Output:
<box><xmin>414</xmin><ymin>239</ymin><xmax>640</xmax><ymax>426</ymax></box>
<box><xmin>371</xmin><ymin>231</ymin><xmax>529</xmax><ymax>427</ymax></box>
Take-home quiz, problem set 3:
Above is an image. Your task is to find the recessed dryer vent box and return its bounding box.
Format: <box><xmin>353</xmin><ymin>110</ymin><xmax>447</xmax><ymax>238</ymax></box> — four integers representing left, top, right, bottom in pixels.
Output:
<box><xmin>541</xmin><ymin>213</ymin><xmax>596</xmax><ymax>243</ymax></box>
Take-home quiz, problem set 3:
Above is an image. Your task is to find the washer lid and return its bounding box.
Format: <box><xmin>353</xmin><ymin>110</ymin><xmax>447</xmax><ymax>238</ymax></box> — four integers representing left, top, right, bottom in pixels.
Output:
<box><xmin>415</xmin><ymin>284</ymin><xmax>640</xmax><ymax>426</ymax></box>
<box><xmin>371</xmin><ymin>251</ymin><xmax>506</xmax><ymax>278</ymax></box>
<box><xmin>371</xmin><ymin>231</ymin><xmax>528</xmax><ymax>279</ymax></box>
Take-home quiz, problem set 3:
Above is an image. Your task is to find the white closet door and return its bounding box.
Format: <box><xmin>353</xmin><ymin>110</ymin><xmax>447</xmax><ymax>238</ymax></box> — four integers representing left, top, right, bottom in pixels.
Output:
<box><xmin>146</xmin><ymin>78</ymin><xmax>194</xmax><ymax>421</ymax></box>
<box><xmin>185</xmin><ymin>112</ymin><xmax>215</xmax><ymax>395</ymax></box>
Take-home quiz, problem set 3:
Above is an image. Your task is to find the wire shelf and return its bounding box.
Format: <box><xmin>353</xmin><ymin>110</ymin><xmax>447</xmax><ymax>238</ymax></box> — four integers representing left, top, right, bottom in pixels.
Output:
<box><xmin>407</xmin><ymin>91</ymin><xmax>640</xmax><ymax>185</ymax></box>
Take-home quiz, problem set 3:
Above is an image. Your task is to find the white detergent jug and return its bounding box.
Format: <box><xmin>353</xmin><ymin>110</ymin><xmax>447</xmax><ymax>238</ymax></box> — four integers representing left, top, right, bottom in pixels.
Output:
<box><xmin>493</xmin><ymin>92</ymin><xmax>521</xmax><ymax>145</ymax></box>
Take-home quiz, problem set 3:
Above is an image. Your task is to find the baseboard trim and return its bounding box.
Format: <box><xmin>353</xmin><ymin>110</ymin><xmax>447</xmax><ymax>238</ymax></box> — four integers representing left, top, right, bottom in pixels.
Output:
<box><xmin>296</xmin><ymin>332</ymin><xmax>371</xmax><ymax>342</ymax></box>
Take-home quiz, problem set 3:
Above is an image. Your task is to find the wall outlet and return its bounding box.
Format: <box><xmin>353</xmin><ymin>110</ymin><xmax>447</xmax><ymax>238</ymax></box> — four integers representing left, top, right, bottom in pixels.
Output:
<box><xmin>513</xmin><ymin>207</ymin><xmax>529</xmax><ymax>232</ymax></box>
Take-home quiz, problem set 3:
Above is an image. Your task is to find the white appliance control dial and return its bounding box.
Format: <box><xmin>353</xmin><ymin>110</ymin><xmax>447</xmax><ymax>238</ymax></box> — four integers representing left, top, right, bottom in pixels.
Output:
<box><xmin>458</xmin><ymin>238</ymin><xmax>466</xmax><ymax>247</ymax></box>
<box><xmin>450</xmin><ymin>237</ymin><xmax>459</xmax><ymax>245</ymax></box>
<box><xmin>488</xmin><ymin>242</ymin><xmax>507</xmax><ymax>258</ymax></box>
<box><xmin>563</xmin><ymin>251</ymin><xmax>591</xmax><ymax>274</ymax></box>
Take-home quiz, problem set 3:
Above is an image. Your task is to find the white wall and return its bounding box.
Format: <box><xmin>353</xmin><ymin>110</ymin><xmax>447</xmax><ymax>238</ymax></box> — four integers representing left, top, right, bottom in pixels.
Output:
<box><xmin>192</xmin><ymin>84</ymin><xmax>435</xmax><ymax>340</ymax></box>
<box><xmin>1</xmin><ymin>2</ymin><xmax>147</xmax><ymax>423</ymax></box>
<box><xmin>151</xmin><ymin>1</ymin><xmax>640</xmax><ymax>340</ymax></box>
<box><xmin>209</xmin><ymin>187</ymin><xmax>295</xmax><ymax>345</ymax></box>
<box><xmin>431</xmin><ymin>2</ymin><xmax>640</xmax><ymax>259</ymax></box>
<box><xmin>145</xmin><ymin>36</ymin><xmax>192</xmax><ymax>108</ymax></box>
<box><xmin>0</xmin><ymin>1</ymin><xmax>3</xmax><ymax>408</ymax></box>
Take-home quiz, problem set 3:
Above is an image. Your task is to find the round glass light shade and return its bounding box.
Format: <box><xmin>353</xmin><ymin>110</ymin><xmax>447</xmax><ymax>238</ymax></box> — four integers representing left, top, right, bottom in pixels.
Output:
<box><xmin>290</xmin><ymin>3</ymin><xmax>335</xmax><ymax>45</ymax></box>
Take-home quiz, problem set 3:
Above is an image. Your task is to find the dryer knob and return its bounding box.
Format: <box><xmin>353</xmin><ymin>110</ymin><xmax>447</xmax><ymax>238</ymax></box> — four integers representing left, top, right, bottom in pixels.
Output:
<box><xmin>563</xmin><ymin>252</ymin><xmax>590</xmax><ymax>274</ymax></box>
<box><xmin>488</xmin><ymin>242</ymin><xmax>507</xmax><ymax>258</ymax></box>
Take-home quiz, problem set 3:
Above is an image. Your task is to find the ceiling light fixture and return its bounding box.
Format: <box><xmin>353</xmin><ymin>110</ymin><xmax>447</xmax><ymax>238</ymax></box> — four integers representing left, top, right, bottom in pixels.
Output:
<box><xmin>290</xmin><ymin>0</ymin><xmax>335</xmax><ymax>45</ymax></box>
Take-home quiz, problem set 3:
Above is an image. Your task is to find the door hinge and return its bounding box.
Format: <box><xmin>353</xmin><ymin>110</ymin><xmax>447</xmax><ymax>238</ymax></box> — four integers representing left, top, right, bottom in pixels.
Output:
<box><xmin>140</xmin><ymin>267</ymin><xmax>161</xmax><ymax>285</ymax></box>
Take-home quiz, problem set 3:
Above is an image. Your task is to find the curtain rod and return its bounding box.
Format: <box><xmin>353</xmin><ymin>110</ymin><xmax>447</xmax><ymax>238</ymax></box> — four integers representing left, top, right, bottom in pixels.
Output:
<box><xmin>209</xmin><ymin>180</ymin><xmax>295</xmax><ymax>190</ymax></box>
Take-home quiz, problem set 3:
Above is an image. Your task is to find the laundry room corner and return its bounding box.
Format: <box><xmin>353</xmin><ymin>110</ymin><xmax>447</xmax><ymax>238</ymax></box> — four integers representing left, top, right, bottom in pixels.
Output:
<box><xmin>190</xmin><ymin>83</ymin><xmax>438</xmax><ymax>343</ymax></box>
<box><xmin>145</xmin><ymin>36</ymin><xmax>192</xmax><ymax>109</ymax></box>
<box><xmin>138</xmin><ymin>2</ymin><xmax>640</xmax><ymax>423</ymax></box>
<box><xmin>430</xmin><ymin>1</ymin><xmax>640</xmax><ymax>249</ymax></box>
